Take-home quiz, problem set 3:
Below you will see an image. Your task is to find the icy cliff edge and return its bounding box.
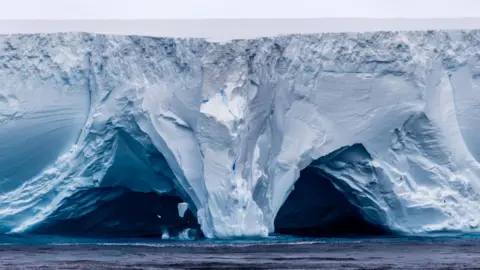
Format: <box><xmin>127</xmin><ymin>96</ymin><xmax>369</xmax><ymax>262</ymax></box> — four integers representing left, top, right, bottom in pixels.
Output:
<box><xmin>1</xmin><ymin>31</ymin><xmax>480</xmax><ymax>238</ymax></box>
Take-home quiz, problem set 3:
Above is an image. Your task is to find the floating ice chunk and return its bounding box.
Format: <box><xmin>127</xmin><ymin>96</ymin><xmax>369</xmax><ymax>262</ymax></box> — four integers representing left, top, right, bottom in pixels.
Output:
<box><xmin>161</xmin><ymin>227</ymin><xmax>170</xmax><ymax>240</ymax></box>
<box><xmin>178</xmin><ymin>202</ymin><xmax>189</xmax><ymax>218</ymax></box>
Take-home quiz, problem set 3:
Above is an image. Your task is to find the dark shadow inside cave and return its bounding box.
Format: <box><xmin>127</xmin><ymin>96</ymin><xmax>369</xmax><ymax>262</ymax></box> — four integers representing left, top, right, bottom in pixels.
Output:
<box><xmin>274</xmin><ymin>144</ymin><xmax>390</xmax><ymax>237</ymax></box>
<box><xmin>30</xmin><ymin>187</ymin><xmax>201</xmax><ymax>238</ymax></box>
<box><xmin>29</xmin><ymin>129</ymin><xmax>203</xmax><ymax>239</ymax></box>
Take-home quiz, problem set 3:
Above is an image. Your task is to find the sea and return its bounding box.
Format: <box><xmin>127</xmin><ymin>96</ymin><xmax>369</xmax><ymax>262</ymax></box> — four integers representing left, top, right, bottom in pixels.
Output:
<box><xmin>0</xmin><ymin>235</ymin><xmax>479</xmax><ymax>269</ymax></box>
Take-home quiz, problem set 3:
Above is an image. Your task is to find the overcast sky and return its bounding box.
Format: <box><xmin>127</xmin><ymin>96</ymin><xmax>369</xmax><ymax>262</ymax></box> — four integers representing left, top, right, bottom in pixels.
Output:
<box><xmin>1</xmin><ymin>0</ymin><xmax>480</xmax><ymax>19</ymax></box>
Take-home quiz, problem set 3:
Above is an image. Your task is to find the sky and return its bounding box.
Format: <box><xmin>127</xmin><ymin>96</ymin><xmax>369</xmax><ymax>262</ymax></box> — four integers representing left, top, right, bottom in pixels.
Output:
<box><xmin>1</xmin><ymin>0</ymin><xmax>480</xmax><ymax>19</ymax></box>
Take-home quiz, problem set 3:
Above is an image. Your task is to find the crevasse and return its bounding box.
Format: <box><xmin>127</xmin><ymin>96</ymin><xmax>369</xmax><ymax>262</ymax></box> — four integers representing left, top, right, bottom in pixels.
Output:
<box><xmin>1</xmin><ymin>31</ymin><xmax>480</xmax><ymax>238</ymax></box>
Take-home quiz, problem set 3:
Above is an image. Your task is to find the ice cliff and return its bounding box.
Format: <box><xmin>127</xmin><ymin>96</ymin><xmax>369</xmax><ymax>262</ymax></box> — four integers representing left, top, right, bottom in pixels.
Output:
<box><xmin>1</xmin><ymin>31</ymin><xmax>480</xmax><ymax>238</ymax></box>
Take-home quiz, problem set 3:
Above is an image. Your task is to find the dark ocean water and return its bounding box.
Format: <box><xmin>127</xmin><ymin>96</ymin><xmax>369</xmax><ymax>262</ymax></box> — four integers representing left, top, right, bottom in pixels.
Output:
<box><xmin>1</xmin><ymin>235</ymin><xmax>480</xmax><ymax>269</ymax></box>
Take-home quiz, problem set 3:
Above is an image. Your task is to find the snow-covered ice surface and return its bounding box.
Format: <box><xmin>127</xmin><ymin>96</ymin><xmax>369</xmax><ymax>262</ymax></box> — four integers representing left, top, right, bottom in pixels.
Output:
<box><xmin>1</xmin><ymin>30</ymin><xmax>480</xmax><ymax>238</ymax></box>
<box><xmin>3</xmin><ymin>19</ymin><xmax>480</xmax><ymax>42</ymax></box>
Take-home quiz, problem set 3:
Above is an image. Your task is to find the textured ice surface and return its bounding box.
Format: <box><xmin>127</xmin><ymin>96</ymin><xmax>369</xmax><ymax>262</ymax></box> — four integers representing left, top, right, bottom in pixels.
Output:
<box><xmin>274</xmin><ymin>144</ymin><xmax>388</xmax><ymax>236</ymax></box>
<box><xmin>1</xmin><ymin>31</ymin><xmax>480</xmax><ymax>238</ymax></box>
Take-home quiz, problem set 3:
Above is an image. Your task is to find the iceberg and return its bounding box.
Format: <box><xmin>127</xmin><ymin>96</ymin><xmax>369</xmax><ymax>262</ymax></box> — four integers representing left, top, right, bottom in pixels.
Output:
<box><xmin>1</xmin><ymin>31</ymin><xmax>480</xmax><ymax>238</ymax></box>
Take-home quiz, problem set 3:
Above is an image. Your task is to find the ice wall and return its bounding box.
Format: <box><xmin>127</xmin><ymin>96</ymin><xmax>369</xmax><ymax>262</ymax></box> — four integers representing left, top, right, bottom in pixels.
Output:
<box><xmin>1</xmin><ymin>31</ymin><xmax>480</xmax><ymax>238</ymax></box>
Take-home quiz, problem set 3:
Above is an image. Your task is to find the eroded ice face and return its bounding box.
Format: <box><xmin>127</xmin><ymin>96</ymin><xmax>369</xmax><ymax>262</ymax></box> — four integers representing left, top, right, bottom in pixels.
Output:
<box><xmin>1</xmin><ymin>31</ymin><xmax>480</xmax><ymax>238</ymax></box>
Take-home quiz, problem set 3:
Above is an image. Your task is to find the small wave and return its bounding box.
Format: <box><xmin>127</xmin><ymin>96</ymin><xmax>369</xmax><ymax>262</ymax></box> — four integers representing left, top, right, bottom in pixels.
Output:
<box><xmin>92</xmin><ymin>239</ymin><xmax>327</xmax><ymax>248</ymax></box>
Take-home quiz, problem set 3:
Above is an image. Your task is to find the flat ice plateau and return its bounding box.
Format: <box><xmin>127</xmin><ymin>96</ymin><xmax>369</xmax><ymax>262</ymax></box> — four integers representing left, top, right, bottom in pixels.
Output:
<box><xmin>3</xmin><ymin>19</ymin><xmax>480</xmax><ymax>41</ymax></box>
<box><xmin>2</xmin><ymin>26</ymin><xmax>480</xmax><ymax>238</ymax></box>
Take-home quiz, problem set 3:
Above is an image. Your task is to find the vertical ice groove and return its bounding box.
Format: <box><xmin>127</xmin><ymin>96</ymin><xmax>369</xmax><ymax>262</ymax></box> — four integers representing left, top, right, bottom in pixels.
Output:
<box><xmin>1</xmin><ymin>31</ymin><xmax>480</xmax><ymax>238</ymax></box>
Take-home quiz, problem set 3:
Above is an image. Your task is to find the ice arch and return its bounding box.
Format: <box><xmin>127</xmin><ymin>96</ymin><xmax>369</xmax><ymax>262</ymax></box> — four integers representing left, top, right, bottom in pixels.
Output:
<box><xmin>274</xmin><ymin>144</ymin><xmax>390</xmax><ymax>236</ymax></box>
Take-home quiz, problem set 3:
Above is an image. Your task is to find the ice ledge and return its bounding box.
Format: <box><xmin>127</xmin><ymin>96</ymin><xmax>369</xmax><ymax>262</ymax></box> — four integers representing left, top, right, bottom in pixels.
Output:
<box><xmin>2</xmin><ymin>18</ymin><xmax>480</xmax><ymax>42</ymax></box>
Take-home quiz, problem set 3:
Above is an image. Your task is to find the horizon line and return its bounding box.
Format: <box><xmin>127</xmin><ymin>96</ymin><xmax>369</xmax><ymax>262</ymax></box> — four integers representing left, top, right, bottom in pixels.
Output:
<box><xmin>2</xmin><ymin>18</ymin><xmax>480</xmax><ymax>41</ymax></box>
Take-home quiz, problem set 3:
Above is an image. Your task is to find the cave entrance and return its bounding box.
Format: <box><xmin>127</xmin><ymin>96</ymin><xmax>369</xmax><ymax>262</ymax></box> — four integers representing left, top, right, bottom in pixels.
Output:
<box><xmin>274</xmin><ymin>144</ymin><xmax>389</xmax><ymax>237</ymax></box>
<box><xmin>31</xmin><ymin>187</ymin><xmax>201</xmax><ymax>238</ymax></box>
<box><xmin>30</xmin><ymin>130</ymin><xmax>202</xmax><ymax>239</ymax></box>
